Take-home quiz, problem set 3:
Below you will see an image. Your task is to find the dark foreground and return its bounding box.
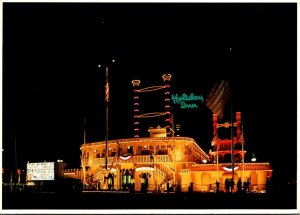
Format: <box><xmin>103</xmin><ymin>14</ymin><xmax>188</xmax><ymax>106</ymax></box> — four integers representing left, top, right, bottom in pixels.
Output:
<box><xmin>2</xmin><ymin>189</ymin><xmax>297</xmax><ymax>210</ymax></box>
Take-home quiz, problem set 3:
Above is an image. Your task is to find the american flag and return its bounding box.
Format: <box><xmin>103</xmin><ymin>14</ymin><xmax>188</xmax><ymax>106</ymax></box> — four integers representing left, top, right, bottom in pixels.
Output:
<box><xmin>105</xmin><ymin>81</ymin><xmax>109</xmax><ymax>103</ymax></box>
<box><xmin>205</xmin><ymin>80</ymin><xmax>230</xmax><ymax>119</ymax></box>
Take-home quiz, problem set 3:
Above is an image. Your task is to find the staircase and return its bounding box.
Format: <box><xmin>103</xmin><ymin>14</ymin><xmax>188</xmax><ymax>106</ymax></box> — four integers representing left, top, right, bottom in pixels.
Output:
<box><xmin>152</xmin><ymin>154</ymin><xmax>175</xmax><ymax>191</ymax></box>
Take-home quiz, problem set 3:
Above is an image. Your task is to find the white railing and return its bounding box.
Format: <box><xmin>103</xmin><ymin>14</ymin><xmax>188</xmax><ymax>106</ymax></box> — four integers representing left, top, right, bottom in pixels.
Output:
<box><xmin>179</xmin><ymin>169</ymin><xmax>191</xmax><ymax>174</ymax></box>
<box><xmin>81</xmin><ymin>137</ymin><xmax>197</xmax><ymax>148</ymax></box>
<box><xmin>156</xmin><ymin>155</ymin><xmax>171</xmax><ymax>163</ymax></box>
<box><xmin>87</xmin><ymin>155</ymin><xmax>173</xmax><ymax>166</ymax></box>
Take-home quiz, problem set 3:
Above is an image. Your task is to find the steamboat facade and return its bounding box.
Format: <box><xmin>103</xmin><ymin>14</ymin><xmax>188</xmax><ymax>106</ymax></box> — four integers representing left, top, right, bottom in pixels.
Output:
<box><xmin>66</xmin><ymin>74</ymin><xmax>272</xmax><ymax>193</ymax></box>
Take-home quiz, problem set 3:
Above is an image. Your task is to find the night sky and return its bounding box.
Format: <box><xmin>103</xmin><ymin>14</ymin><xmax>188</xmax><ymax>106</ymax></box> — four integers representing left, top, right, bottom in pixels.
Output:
<box><xmin>2</xmin><ymin>3</ymin><xmax>297</xmax><ymax>185</ymax></box>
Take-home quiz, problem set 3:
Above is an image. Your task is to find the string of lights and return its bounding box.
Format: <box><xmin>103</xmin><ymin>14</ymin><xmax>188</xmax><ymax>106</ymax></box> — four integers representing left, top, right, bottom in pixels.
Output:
<box><xmin>134</xmin><ymin>85</ymin><xmax>166</xmax><ymax>93</ymax></box>
<box><xmin>138</xmin><ymin>112</ymin><xmax>166</xmax><ymax>118</ymax></box>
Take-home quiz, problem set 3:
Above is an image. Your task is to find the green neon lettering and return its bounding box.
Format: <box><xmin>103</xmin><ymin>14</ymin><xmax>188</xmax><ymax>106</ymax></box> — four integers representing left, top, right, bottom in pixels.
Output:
<box><xmin>180</xmin><ymin>102</ymin><xmax>199</xmax><ymax>109</ymax></box>
<box><xmin>171</xmin><ymin>93</ymin><xmax>204</xmax><ymax>104</ymax></box>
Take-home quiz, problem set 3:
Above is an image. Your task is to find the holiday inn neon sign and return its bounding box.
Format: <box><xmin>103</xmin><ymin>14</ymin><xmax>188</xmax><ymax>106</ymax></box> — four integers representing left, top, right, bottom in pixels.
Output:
<box><xmin>171</xmin><ymin>93</ymin><xmax>204</xmax><ymax>109</ymax></box>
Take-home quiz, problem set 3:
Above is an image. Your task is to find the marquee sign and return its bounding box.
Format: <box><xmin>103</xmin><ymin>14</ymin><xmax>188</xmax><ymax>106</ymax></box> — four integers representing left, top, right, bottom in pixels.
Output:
<box><xmin>26</xmin><ymin>162</ymin><xmax>55</xmax><ymax>181</ymax></box>
<box><xmin>171</xmin><ymin>93</ymin><xmax>204</xmax><ymax>109</ymax></box>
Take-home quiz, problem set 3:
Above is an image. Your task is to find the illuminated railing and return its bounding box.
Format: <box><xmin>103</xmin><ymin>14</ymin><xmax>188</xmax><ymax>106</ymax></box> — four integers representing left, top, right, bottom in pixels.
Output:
<box><xmin>179</xmin><ymin>169</ymin><xmax>191</xmax><ymax>174</ymax></box>
<box><xmin>156</xmin><ymin>165</ymin><xmax>168</xmax><ymax>179</ymax></box>
<box><xmin>191</xmin><ymin>163</ymin><xmax>272</xmax><ymax>171</ymax></box>
<box><xmin>87</xmin><ymin>155</ymin><xmax>172</xmax><ymax>166</ymax></box>
<box><xmin>81</xmin><ymin>137</ymin><xmax>198</xmax><ymax>147</ymax></box>
<box><xmin>81</xmin><ymin>137</ymin><xmax>209</xmax><ymax>162</ymax></box>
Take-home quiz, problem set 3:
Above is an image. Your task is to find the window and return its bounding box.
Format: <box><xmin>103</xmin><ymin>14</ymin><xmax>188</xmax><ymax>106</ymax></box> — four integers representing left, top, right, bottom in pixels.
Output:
<box><xmin>127</xmin><ymin>146</ymin><xmax>133</xmax><ymax>155</ymax></box>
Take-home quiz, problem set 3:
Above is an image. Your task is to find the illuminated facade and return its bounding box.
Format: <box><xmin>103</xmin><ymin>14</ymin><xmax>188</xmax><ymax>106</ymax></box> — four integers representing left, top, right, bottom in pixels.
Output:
<box><xmin>64</xmin><ymin>75</ymin><xmax>272</xmax><ymax>193</ymax></box>
<box><xmin>76</xmin><ymin>124</ymin><xmax>272</xmax><ymax>192</ymax></box>
<box><xmin>79</xmin><ymin>127</ymin><xmax>209</xmax><ymax>192</ymax></box>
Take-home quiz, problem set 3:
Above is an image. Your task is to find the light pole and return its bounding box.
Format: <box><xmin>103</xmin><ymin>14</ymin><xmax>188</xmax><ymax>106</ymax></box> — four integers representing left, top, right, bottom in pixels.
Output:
<box><xmin>251</xmin><ymin>153</ymin><xmax>257</xmax><ymax>162</ymax></box>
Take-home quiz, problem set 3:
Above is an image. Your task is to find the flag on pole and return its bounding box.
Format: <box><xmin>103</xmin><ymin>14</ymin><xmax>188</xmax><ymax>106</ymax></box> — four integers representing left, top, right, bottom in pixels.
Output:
<box><xmin>205</xmin><ymin>80</ymin><xmax>230</xmax><ymax>119</ymax></box>
<box><xmin>105</xmin><ymin>81</ymin><xmax>109</xmax><ymax>103</ymax></box>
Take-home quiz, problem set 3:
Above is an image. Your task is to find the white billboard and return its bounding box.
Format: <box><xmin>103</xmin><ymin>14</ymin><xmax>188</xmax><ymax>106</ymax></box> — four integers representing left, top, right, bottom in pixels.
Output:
<box><xmin>26</xmin><ymin>162</ymin><xmax>55</xmax><ymax>181</ymax></box>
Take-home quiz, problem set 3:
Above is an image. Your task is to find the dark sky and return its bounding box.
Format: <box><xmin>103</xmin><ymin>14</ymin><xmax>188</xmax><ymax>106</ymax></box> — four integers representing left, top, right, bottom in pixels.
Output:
<box><xmin>2</xmin><ymin>3</ymin><xmax>297</xmax><ymax>184</ymax></box>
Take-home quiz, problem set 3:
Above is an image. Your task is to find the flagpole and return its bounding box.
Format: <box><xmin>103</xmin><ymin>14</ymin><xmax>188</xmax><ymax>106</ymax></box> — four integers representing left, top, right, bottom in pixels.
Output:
<box><xmin>84</xmin><ymin>117</ymin><xmax>86</xmax><ymax>145</ymax></box>
<box><xmin>229</xmin><ymin>48</ymin><xmax>234</xmax><ymax>187</ymax></box>
<box><xmin>105</xmin><ymin>65</ymin><xmax>109</xmax><ymax>170</ymax></box>
<box><xmin>82</xmin><ymin>117</ymin><xmax>87</xmax><ymax>190</ymax></box>
<box><xmin>216</xmin><ymin>133</ymin><xmax>219</xmax><ymax>182</ymax></box>
<box><xmin>212</xmin><ymin>114</ymin><xmax>219</xmax><ymax>182</ymax></box>
<box><xmin>231</xmin><ymin>99</ymin><xmax>235</xmax><ymax>184</ymax></box>
<box><xmin>14</xmin><ymin>134</ymin><xmax>17</xmax><ymax>185</ymax></box>
<box><xmin>242</xmin><ymin>125</ymin><xmax>245</xmax><ymax>184</ymax></box>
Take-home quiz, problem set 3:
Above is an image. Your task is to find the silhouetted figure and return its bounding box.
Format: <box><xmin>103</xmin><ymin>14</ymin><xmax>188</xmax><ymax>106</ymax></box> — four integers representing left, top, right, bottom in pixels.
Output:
<box><xmin>246</xmin><ymin>178</ymin><xmax>251</xmax><ymax>193</ymax></box>
<box><xmin>237</xmin><ymin>179</ymin><xmax>242</xmax><ymax>193</ymax></box>
<box><xmin>230</xmin><ymin>178</ymin><xmax>235</xmax><ymax>193</ymax></box>
<box><xmin>167</xmin><ymin>181</ymin><xmax>170</xmax><ymax>193</ymax></box>
<box><xmin>225</xmin><ymin>179</ymin><xmax>230</xmax><ymax>193</ymax></box>
<box><xmin>97</xmin><ymin>179</ymin><xmax>101</xmax><ymax>190</ymax></box>
<box><xmin>243</xmin><ymin>181</ymin><xmax>247</xmax><ymax>193</ymax></box>
<box><xmin>188</xmin><ymin>182</ymin><xmax>193</xmax><ymax>193</ymax></box>
<box><xmin>216</xmin><ymin>180</ymin><xmax>220</xmax><ymax>193</ymax></box>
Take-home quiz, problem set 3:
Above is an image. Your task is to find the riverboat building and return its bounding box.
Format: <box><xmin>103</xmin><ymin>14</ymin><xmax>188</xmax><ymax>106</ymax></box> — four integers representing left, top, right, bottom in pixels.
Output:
<box><xmin>64</xmin><ymin>74</ymin><xmax>272</xmax><ymax>193</ymax></box>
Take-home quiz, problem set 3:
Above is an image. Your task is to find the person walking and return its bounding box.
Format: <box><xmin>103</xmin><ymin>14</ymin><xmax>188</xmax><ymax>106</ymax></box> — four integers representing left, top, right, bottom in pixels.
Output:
<box><xmin>225</xmin><ymin>179</ymin><xmax>230</xmax><ymax>193</ymax></box>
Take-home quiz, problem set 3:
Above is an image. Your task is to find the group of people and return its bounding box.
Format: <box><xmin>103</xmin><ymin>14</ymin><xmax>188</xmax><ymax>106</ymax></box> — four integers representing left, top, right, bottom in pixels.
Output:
<box><xmin>223</xmin><ymin>178</ymin><xmax>251</xmax><ymax>193</ymax></box>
